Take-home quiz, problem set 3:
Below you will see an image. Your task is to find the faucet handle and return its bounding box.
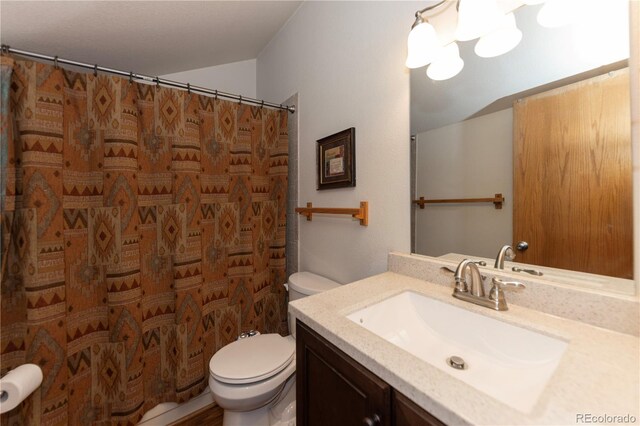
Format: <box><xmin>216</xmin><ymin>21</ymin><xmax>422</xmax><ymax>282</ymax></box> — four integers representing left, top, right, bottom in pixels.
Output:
<box><xmin>491</xmin><ymin>277</ymin><xmax>526</xmax><ymax>289</ymax></box>
<box><xmin>489</xmin><ymin>278</ymin><xmax>525</xmax><ymax>310</ymax></box>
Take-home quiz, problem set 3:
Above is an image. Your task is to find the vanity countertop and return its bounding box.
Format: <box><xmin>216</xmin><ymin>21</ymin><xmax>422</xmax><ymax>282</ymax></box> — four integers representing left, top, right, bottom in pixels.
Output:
<box><xmin>289</xmin><ymin>272</ymin><xmax>640</xmax><ymax>425</ymax></box>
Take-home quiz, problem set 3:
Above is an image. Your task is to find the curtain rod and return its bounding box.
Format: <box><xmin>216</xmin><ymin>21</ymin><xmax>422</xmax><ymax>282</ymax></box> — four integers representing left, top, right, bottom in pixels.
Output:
<box><xmin>1</xmin><ymin>45</ymin><xmax>295</xmax><ymax>114</ymax></box>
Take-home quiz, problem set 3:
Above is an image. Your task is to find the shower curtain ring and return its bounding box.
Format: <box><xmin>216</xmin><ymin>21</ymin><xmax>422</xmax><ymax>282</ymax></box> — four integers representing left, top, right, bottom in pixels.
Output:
<box><xmin>93</xmin><ymin>64</ymin><xmax>98</xmax><ymax>76</ymax></box>
<box><xmin>187</xmin><ymin>83</ymin><xmax>191</xmax><ymax>94</ymax></box>
<box><xmin>156</xmin><ymin>77</ymin><xmax>160</xmax><ymax>89</ymax></box>
<box><xmin>214</xmin><ymin>90</ymin><xmax>218</xmax><ymax>100</ymax></box>
<box><xmin>53</xmin><ymin>56</ymin><xmax>59</xmax><ymax>69</ymax></box>
<box><xmin>238</xmin><ymin>95</ymin><xmax>242</xmax><ymax>105</ymax></box>
<box><xmin>129</xmin><ymin>72</ymin><xmax>133</xmax><ymax>85</ymax></box>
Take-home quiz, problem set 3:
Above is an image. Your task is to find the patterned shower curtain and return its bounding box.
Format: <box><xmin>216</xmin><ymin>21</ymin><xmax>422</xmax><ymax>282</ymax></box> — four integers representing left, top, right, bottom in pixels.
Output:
<box><xmin>0</xmin><ymin>57</ymin><xmax>14</xmax><ymax>275</ymax></box>
<box><xmin>0</xmin><ymin>57</ymin><xmax>289</xmax><ymax>425</ymax></box>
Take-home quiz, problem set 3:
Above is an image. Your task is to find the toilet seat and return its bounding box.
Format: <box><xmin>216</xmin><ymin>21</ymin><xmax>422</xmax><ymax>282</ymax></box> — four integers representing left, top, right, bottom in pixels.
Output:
<box><xmin>210</xmin><ymin>334</ymin><xmax>295</xmax><ymax>385</ymax></box>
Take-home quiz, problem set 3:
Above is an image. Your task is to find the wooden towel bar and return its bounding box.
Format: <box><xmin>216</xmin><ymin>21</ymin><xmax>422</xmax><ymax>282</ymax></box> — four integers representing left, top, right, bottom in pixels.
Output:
<box><xmin>295</xmin><ymin>201</ymin><xmax>368</xmax><ymax>226</ymax></box>
<box><xmin>413</xmin><ymin>194</ymin><xmax>504</xmax><ymax>210</ymax></box>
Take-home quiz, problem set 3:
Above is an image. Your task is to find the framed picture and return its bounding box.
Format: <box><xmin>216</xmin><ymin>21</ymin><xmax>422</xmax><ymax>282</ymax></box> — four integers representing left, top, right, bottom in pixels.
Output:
<box><xmin>317</xmin><ymin>128</ymin><xmax>356</xmax><ymax>190</ymax></box>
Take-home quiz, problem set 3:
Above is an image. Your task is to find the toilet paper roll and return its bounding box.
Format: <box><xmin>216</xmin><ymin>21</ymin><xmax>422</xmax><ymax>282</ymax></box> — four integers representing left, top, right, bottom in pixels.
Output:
<box><xmin>0</xmin><ymin>364</ymin><xmax>43</xmax><ymax>414</ymax></box>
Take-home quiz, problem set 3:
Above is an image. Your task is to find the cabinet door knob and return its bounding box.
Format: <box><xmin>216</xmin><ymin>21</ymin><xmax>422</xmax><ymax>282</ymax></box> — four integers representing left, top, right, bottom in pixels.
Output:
<box><xmin>363</xmin><ymin>414</ymin><xmax>381</xmax><ymax>426</ymax></box>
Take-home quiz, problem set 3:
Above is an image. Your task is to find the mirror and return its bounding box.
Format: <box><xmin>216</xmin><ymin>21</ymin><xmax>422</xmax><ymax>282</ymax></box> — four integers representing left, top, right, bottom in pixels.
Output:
<box><xmin>409</xmin><ymin>2</ymin><xmax>634</xmax><ymax>294</ymax></box>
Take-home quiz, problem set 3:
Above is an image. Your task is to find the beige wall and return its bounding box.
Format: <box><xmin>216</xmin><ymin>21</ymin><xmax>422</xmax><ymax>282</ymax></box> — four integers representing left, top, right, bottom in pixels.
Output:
<box><xmin>256</xmin><ymin>2</ymin><xmax>419</xmax><ymax>284</ymax></box>
<box><xmin>414</xmin><ymin>109</ymin><xmax>513</xmax><ymax>259</ymax></box>
<box><xmin>161</xmin><ymin>59</ymin><xmax>257</xmax><ymax>98</ymax></box>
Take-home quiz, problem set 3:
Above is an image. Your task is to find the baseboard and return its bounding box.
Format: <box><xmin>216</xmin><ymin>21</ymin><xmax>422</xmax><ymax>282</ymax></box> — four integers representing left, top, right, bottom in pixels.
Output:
<box><xmin>138</xmin><ymin>389</ymin><xmax>217</xmax><ymax>425</ymax></box>
<box><xmin>168</xmin><ymin>402</ymin><xmax>223</xmax><ymax>426</ymax></box>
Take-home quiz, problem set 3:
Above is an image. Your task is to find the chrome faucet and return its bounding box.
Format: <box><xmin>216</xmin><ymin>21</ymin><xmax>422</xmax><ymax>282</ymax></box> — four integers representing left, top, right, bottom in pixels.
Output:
<box><xmin>454</xmin><ymin>259</ymin><xmax>485</xmax><ymax>297</ymax></box>
<box><xmin>452</xmin><ymin>259</ymin><xmax>525</xmax><ymax>311</ymax></box>
<box><xmin>441</xmin><ymin>259</ymin><xmax>487</xmax><ymax>280</ymax></box>
<box><xmin>494</xmin><ymin>245</ymin><xmax>516</xmax><ymax>269</ymax></box>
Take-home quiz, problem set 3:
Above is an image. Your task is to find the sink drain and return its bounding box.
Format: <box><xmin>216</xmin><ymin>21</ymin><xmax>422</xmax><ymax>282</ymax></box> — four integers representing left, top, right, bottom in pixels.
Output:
<box><xmin>447</xmin><ymin>356</ymin><xmax>467</xmax><ymax>370</ymax></box>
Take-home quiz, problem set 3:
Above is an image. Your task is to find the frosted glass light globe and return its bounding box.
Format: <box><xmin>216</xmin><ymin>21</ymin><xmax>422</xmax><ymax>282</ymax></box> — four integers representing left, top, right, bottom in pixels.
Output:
<box><xmin>406</xmin><ymin>21</ymin><xmax>441</xmax><ymax>68</ymax></box>
<box><xmin>537</xmin><ymin>0</ymin><xmax>578</xmax><ymax>28</ymax></box>
<box><xmin>475</xmin><ymin>13</ymin><xmax>523</xmax><ymax>58</ymax></box>
<box><xmin>456</xmin><ymin>0</ymin><xmax>504</xmax><ymax>41</ymax></box>
<box><xmin>427</xmin><ymin>43</ymin><xmax>464</xmax><ymax>81</ymax></box>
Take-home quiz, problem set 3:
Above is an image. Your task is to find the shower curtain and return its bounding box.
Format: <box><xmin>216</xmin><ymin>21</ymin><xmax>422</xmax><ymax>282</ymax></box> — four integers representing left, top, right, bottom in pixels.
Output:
<box><xmin>0</xmin><ymin>56</ymin><xmax>289</xmax><ymax>425</ymax></box>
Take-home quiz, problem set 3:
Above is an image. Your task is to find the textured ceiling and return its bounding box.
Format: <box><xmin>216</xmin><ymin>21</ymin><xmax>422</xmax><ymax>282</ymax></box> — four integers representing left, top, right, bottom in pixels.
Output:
<box><xmin>0</xmin><ymin>0</ymin><xmax>302</xmax><ymax>75</ymax></box>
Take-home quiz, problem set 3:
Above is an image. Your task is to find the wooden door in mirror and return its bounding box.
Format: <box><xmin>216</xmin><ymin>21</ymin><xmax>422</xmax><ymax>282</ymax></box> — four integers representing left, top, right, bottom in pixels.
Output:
<box><xmin>513</xmin><ymin>68</ymin><xmax>632</xmax><ymax>279</ymax></box>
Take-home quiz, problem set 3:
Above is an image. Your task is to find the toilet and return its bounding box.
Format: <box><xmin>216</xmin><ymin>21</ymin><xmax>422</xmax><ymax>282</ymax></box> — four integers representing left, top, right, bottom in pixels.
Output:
<box><xmin>208</xmin><ymin>272</ymin><xmax>340</xmax><ymax>426</ymax></box>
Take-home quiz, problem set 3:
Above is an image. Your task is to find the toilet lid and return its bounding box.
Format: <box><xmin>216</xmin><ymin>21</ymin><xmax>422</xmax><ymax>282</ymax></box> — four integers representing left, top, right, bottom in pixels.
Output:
<box><xmin>209</xmin><ymin>334</ymin><xmax>295</xmax><ymax>385</ymax></box>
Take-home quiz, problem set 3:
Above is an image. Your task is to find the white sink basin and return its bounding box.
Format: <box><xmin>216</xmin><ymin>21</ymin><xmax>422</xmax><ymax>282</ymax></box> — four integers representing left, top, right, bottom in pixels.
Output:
<box><xmin>346</xmin><ymin>291</ymin><xmax>568</xmax><ymax>413</ymax></box>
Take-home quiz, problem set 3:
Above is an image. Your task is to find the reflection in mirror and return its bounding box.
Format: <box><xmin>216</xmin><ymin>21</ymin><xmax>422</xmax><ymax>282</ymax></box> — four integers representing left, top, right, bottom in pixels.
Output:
<box><xmin>409</xmin><ymin>1</ymin><xmax>634</xmax><ymax>293</ymax></box>
<box><xmin>438</xmin><ymin>253</ymin><xmax>635</xmax><ymax>296</ymax></box>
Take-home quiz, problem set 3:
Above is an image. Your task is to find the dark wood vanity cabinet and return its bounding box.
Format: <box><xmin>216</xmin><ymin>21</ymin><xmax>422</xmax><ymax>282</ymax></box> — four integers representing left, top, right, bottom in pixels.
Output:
<box><xmin>392</xmin><ymin>390</ymin><xmax>445</xmax><ymax>426</ymax></box>
<box><xmin>296</xmin><ymin>320</ymin><xmax>446</xmax><ymax>426</ymax></box>
<box><xmin>296</xmin><ymin>320</ymin><xmax>390</xmax><ymax>426</ymax></box>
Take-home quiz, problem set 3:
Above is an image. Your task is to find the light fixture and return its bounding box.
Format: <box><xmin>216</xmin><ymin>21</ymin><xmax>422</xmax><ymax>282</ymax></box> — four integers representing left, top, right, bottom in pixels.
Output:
<box><xmin>455</xmin><ymin>0</ymin><xmax>504</xmax><ymax>41</ymax></box>
<box><xmin>537</xmin><ymin>0</ymin><xmax>578</xmax><ymax>28</ymax></box>
<box><xmin>475</xmin><ymin>12</ymin><xmax>523</xmax><ymax>58</ymax></box>
<box><xmin>405</xmin><ymin>0</ymin><xmax>571</xmax><ymax>81</ymax></box>
<box><xmin>427</xmin><ymin>43</ymin><xmax>464</xmax><ymax>81</ymax></box>
<box><xmin>405</xmin><ymin>13</ymin><xmax>442</xmax><ymax>69</ymax></box>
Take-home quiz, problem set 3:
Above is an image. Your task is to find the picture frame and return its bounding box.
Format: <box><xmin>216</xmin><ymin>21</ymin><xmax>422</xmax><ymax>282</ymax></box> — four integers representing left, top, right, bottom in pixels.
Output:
<box><xmin>317</xmin><ymin>127</ymin><xmax>356</xmax><ymax>190</ymax></box>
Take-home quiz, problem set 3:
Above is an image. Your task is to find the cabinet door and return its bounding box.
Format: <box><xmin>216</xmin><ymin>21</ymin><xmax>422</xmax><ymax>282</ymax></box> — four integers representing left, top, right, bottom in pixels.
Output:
<box><xmin>392</xmin><ymin>389</ymin><xmax>445</xmax><ymax>426</ymax></box>
<box><xmin>297</xmin><ymin>320</ymin><xmax>390</xmax><ymax>426</ymax></box>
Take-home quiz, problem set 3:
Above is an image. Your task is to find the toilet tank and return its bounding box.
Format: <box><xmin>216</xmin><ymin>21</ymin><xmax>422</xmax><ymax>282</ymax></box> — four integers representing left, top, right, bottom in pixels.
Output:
<box><xmin>287</xmin><ymin>272</ymin><xmax>340</xmax><ymax>337</ymax></box>
<box><xmin>288</xmin><ymin>272</ymin><xmax>340</xmax><ymax>301</ymax></box>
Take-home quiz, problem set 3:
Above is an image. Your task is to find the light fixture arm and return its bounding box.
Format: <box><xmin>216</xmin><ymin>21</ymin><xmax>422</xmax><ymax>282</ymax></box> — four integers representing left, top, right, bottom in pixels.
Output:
<box><xmin>415</xmin><ymin>0</ymin><xmax>448</xmax><ymax>17</ymax></box>
<box><xmin>412</xmin><ymin>0</ymin><xmax>457</xmax><ymax>29</ymax></box>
